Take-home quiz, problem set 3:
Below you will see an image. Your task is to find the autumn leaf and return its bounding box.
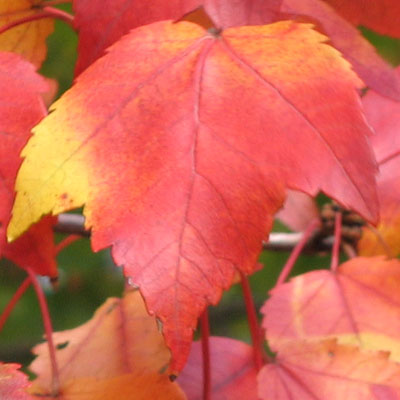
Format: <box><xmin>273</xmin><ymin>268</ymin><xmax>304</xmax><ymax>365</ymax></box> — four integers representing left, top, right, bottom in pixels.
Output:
<box><xmin>258</xmin><ymin>339</ymin><xmax>400</xmax><ymax>399</ymax></box>
<box><xmin>73</xmin><ymin>0</ymin><xmax>282</xmax><ymax>74</ymax></box>
<box><xmin>178</xmin><ymin>337</ymin><xmax>258</xmax><ymax>399</ymax></box>
<box><xmin>0</xmin><ymin>0</ymin><xmax>54</xmax><ymax>68</ymax></box>
<box><xmin>0</xmin><ymin>363</ymin><xmax>33</xmax><ymax>400</ymax></box>
<box><xmin>0</xmin><ymin>52</ymin><xmax>56</xmax><ymax>276</ymax></box>
<box><xmin>358</xmin><ymin>69</ymin><xmax>400</xmax><ymax>256</ymax></box>
<box><xmin>323</xmin><ymin>0</ymin><xmax>400</xmax><ymax>38</ymax></box>
<box><xmin>29</xmin><ymin>290</ymin><xmax>185</xmax><ymax>399</ymax></box>
<box><xmin>280</xmin><ymin>0</ymin><xmax>400</xmax><ymax>100</ymax></box>
<box><xmin>262</xmin><ymin>256</ymin><xmax>400</xmax><ymax>362</ymax></box>
<box><xmin>8</xmin><ymin>20</ymin><xmax>378</xmax><ymax>371</ymax></box>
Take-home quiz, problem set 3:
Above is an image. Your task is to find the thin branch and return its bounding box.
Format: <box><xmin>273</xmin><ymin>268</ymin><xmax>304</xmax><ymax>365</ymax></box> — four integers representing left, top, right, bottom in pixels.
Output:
<box><xmin>43</xmin><ymin>0</ymin><xmax>72</xmax><ymax>5</ymax></box>
<box><xmin>0</xmin><ymin>277</ymin><xmax>31</xmax><ymax>333</ymax></box>
<box><xmin>25</xmin><ymin>267</ymin><xmax>60</xmax><ymax>396</ymax></box>
<box><xmin>276</xmin><ymin>219</ymin><xmax>321</xmax><ymax>286</ymax></box>
<box><xmin>0</xmin><ymin>6</ymin><xmax>74</xmax><ymax>36</ymax></box>
<box><xmin>240</xmin><ymin>272</ymin><xmax>265</xmax><ymax>369</ymax></box>
<box><xmin>53</xmin><ymin>213</ymin><xmax>337</xmax><ymax>252</ymax></box>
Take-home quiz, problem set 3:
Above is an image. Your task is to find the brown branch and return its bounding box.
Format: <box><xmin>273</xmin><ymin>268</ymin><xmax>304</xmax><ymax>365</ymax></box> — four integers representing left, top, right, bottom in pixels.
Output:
<box><xmin>54</xmin><ymin>213</ymin><xmax>338</xmax><ymax>252</ymax></box>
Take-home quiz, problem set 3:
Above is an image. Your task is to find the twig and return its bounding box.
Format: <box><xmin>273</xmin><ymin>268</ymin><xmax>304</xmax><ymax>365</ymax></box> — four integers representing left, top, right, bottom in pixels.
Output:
<box><xmin>276</xmin><ymin>219</ymin><xmax>321</xmax><ymax>286</ymax></box>
<box><xmin>0</xmin><ymin>6</ymin><xmax>74</xmax><ymax>36</ymax></box>
<box><xmin>25</xmin><ymin>268</ymin><xmax>60</xmax><ymax>396</ymax></box>
<box><xmin>0</xmin><ymin>277</ymin><xmax>31</xmax><ymax>333</ymax></box>
<box><xmin>240</xmin><ymin>272</ymin><xmax>265</xmax><ymax>368</ymax></box>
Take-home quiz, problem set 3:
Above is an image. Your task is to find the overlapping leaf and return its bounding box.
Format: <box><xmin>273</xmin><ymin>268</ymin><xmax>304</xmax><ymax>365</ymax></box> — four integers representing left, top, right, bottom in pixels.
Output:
<box><xmin>0</xmin><ymin>363</ymin><xmax>32</xmax><ymax>399</ymax></box>
<box><xmin>358</xmin><ymin>69</ymin><xmax>400</xmax><ymax>256</ymax></box>
<box><xmin>179</xmin><ymin>337</ymin><xmax>258</xmax><ymax>399</ymax></box>
<box><xmin>0</xmin><ymin>52</ymin><xmax>56</xmax><ymax>276</ymax></box>
<box><xmin>73</xmin><ymin>0</ymin><xmax>282</xmax><ymax>74</ymax></box>
<box><xmin>281</xmin><ymin>0</ymin><xmax>400</xmax><ymax>100</ymax></box>
<box><xmin>258</xmin><ymin>339</ymin><xmax>400</xmax><ymax>399</ymax></box>
<box><xmin>323</xmin><ymin>0</ymin><xmax>400</xmax><ymax>38</ymax></box>
<box><xmin>0</xmin><ymin>0</ymin><xmax>54</xmax><ymax>68</ymax></box>
<box><xmin>262</xmin><ymin>256</ymin><xmax>400</xmax><ymax>361</ymax></box>
<box><xmin>8</xmin><ymin>20</ymin><xmax>378</xmax><ymax>371</ymax></box>
<box><xmin>29</xmin><ymin>290</ymin><xmax>185</xmax><ymax>399</ymax></box>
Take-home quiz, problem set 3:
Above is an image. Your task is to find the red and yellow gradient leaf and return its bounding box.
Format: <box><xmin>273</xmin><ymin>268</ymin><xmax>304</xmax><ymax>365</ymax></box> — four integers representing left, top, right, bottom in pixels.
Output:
<box><xmin>358</xmin><ymin>69</ymin><xmax>400</xmax><ymax>256</ymax></box>
<box><xmin>262</xmin><ymin>257</ymin><xmax>400</xmax><ymax>361</ymax></box>
<box><xmin>0</xmin><ymin>1</ymin><xmax>54</xmax><ymax>68</ymax></box>
<box><xmin>29</xmin><ymin>290</ymin><xmax>184</xmax><ymax>399</ymax></box>
<box><xmin>0</xmin><ymin>52</ymin><xmax>56</xmax><ymax>276</ymax></box>
<box><xmin>178</xmin><ymin>337</ymin><xmax>258</xmax><ymax>399</ymax></box>
<box><xmin>0</xmin><ymin>363</ymin><xmax>33</xmax><ymax>399</ymax></box>
<box><xmin>73</xmin><ymin>0</ymin><xmax>281</xmax><ymax>74</ymax></box>
<box><xmin>281</xmin><ymin>0</ymin><xmax>400</xmax><ymax>100</ymax></box>
<box><xmin>323</xmin><ymin>0</ymin><xmax>400</xmax><ymax>38</ymax></box>
<box><xmin>9</xmin><ymin>21</ymin><xmax>378</xmax><ymax>371</ymax></box>
<box><xmin>258</xmin><ymin>340</ymin><xmax>400</xmax><ymax>400</ymax></box>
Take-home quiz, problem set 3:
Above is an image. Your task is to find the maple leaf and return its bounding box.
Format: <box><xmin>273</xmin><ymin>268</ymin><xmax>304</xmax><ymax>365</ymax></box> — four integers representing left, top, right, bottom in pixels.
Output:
<box><xmin>178</xmin><ymin>337</ymin><xmax>258</xmax><ymax>399</ymax></box>
<box><xmin>323</xmin><ymin>0</ymin><xmax>400</xmax><ymax>38</ymax></box>
<box><xmin>0</xmin><ymin>0</ymin><xmax>54</xmax><ymax>68</ymax></box>
<box><xmin>280</xmin><ymin>0</ymin><xmax>400</xmax><ymax>101</ymax></box>
<box><xmin>258</xmin><ymin>339</ymin><xmax>400</xmax><ymax>399</ymax></box>
<box><xmin>0</xmin><ymin>52</ymin><xmax>56</xmax><ymax>276</ymax></box>
<box><xmin>262</xmin><ymin>256</ymin><xmax>400</xmax><ymax>362</ymax></box>
<box><xmin>29</xmin><ymin>290</ymin><xmax>185</xmax><ymax>399</ymax></box>
<box><xmin>0</xmin><ymin>363</ymin><xmax>33</xmax><ymax>400</ymax></box>
<box><xmin>8</xmin><ymin>20</ymin><xmax>378</xmax><ymax>371</ymax></box>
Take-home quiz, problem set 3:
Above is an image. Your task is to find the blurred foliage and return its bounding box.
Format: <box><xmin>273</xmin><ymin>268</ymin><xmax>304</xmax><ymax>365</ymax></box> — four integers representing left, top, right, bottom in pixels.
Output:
<box><xmin>1</xmin><ymin>6</ymin><xmax>400</xmax><ymax>371</ymax></box>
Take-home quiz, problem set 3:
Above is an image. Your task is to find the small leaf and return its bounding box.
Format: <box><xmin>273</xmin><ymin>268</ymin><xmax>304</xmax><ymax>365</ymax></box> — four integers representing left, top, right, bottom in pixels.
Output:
<box><xmin>263</xmin><ymin>257</ymin><xmax>400</xmax><ymax>362</ymax></box>
<box><xmin>178</xmin><ymin>337</ymin><xmax>258</xmax><ymax>399</ymax></box>
<box><xmin>0</xmin><ymin>1</ymin><xmax>54</xmax><ymax>68</ymax></box>
<box><xmin>258</xmin><ymin>340</ymin><xmax>400</xmax><ymax>399</ymax></box>
<box><xmin>0</xmin><ymin>362</ymin><xmax>33</xmax><ymax>399</ymax></box>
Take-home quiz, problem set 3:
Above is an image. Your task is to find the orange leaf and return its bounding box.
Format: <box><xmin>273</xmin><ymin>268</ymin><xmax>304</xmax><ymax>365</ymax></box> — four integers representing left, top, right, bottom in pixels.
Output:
<box><xmin>258</xmin><ymin>340</ymin><xmax>400</xmax><ymax>399</ymax></box>
<box><xmin>263</xmin><ymin>256</ymin><xmax>400</xmax><ymax>361</ymax></box>
<box><xmin>178</xmin><ymin>337</ymin><xmax>258</xmax><ymax>399</ymax></box>
<box><xmin>0</xmin><ymin>362</ymin><xmax>33</xmax><ymax>399</ymax></box>
<box><xmin>0</xmin><ymin>1</ymin><xmax>54</xmax><ymax>68</ymax></box>
<box><xmin>74</xmin><ymin>0</ymin><xmax>281</xmax><ymax>74</ymax></box>
<box><xmin>9</xmin><ymin>20</ymin><xmax>378</xmax><ymax>371</ymax></box>
<box><xmin>29</xmin><ymin>291</ymin><xmax>183</xmax><ymax>398</ymax></box>
<box><xmin>0</xmin><ymin>52</ymin><xmax>56</xmax><ymax>276</ymax></box>
<box><xmin>281</xmin><ymin>0</ymin><xmax>400</xmax><ymax>100</ymax></box>
<box><xmin>31</xmin><ymin>374</ymin><xmax>185</xmax><ymax>400</ymax></box>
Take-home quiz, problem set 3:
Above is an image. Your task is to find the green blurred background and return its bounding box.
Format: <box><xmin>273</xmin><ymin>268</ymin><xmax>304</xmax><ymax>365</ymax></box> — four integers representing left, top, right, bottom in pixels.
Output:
<box><xmin>1</xmin><ymin>4</ymin><xmax>399</xmax><ymax>370</ymax></box>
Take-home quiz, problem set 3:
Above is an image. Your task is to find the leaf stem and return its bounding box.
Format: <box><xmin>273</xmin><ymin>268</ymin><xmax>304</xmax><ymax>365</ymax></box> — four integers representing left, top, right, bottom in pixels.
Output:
<box><xmin>276</xmin><ymin>218</ymin><xmax>320</xmax><ymax>286</ymax></box>
<box><xmin>0</xmin><ymin>6</ymin><xmax>74</xmax><ymax>36</ymax></box>
<box><xmin>240</xmin><ymin>272</ymin><xmax>264</xmax><ymax>369</ymax></box>
<box><xmin>200</xmin><ymin>309</ymin><xmax>211</xmax><ymax>400</ymax></box>
<box><xmin>43</xmin><ymin>0</ymin><xmax>72</xmax><ymax>5</ymax></box>
<box><xmin>55</xmin><ymin>234</ymin><xmax>81</xmax><ymax>255</ymax></box>
<box><xmin>330</xmin><ymin>212</ymin><xmax>342</xmax><ymax>272</ymax></box>
<box><xmin>25</xmin><ymin>267</ymin><xmax>60</xmax><ymax>396</ymax></box>
<box><xmin>0</xmin><ymin>277</ymin><xmax>31</xmax><ymax>333</ymax></box>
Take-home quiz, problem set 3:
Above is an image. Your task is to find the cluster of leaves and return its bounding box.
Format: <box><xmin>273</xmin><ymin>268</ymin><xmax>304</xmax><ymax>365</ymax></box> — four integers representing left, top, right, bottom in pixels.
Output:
<box><xmin>1</xmin><ymin>0</ymin><xmax>400</xmax><ymax>398</ymax></box>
